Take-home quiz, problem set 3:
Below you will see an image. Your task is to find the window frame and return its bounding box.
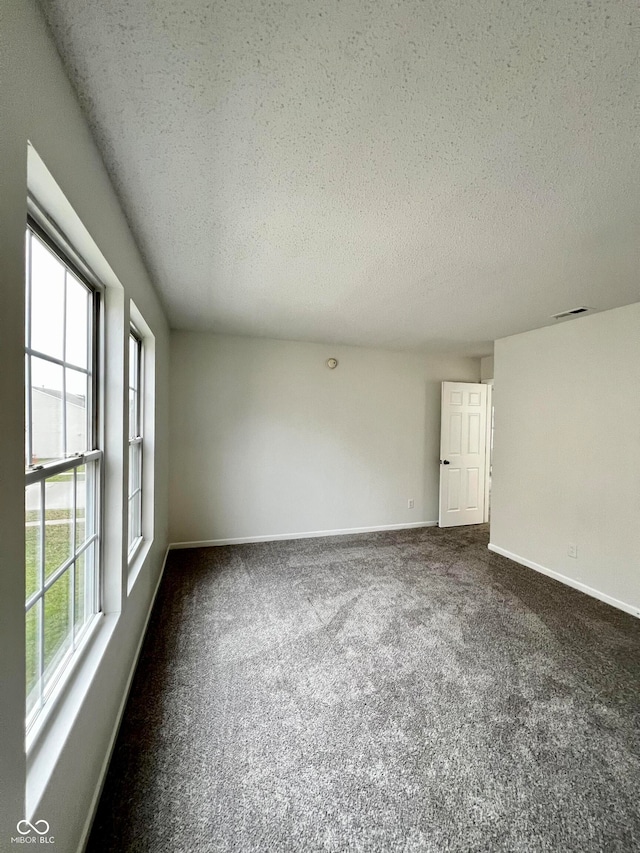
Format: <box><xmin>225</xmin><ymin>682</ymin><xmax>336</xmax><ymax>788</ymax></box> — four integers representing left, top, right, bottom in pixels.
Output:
<box><xmin>24</xmin><ymin>211</ymin><xmax>104</xmax><ymax>732</ymax></box>
<box><xmin>127</xmin><ymin>325</ymin><xmax>144</xmax><ymax>561</ymax></box>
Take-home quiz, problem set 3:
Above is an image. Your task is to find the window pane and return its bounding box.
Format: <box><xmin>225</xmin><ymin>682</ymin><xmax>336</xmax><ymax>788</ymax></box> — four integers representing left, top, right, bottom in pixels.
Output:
<box><xmin>134</xmin><ymin>491</ymin><xmax>141</xmax><ymax>542</ymax></box>
<box><xmin>129</xmin><ymin>334</ymin><xmax>138</xmax><ymax>389</ymax></box>
<box><xmin>31</xmin><ymin>357</ymin><xmax>64</xmax><ymax>463</ymax></box>
<box><xmin>66</xmin><ymin>367</ymin><xmax>88</xmax><ymax>453</ymax></box>
<box><xmin>129</xmin><ymin>388</ymin><xmax>137</xmax><ymax>439</ymax></box>
<box><xmin>66</xmin><ymin>275</ymin><xmax>88</xmax><ymax>368</ymax></box>
<box><xmin>84</xmin><ymin>539</ymin><xmax>97</xmax><ymax>614</ymax></box>
<box><xmin>128</xmin><ymin>442</ymin><xmax>141</xmax><ymax>495</ymax></box>
<box><xmin>25</xmin><ymin>484</ymin><xmax>41</xmax><ymax>600</ymax></box>
<box><xmin>127</xmin><ymin>496</ymin><xmax>134</xmax><ymax>549</ymax></box>
<box><xmin>26</xmin><ymin>601</ymin><xmax>40</xmax><ymax>715</ymax></box>
<box><xmin>30</xmin><ymin>236</ymin><xmax>65</xmax><ymax>359</ymax></box>
<box><xmin>74</xmin><ymin>550</ymin><xmax>89</xmax><ymax>637</ymax></box>
<box><xmin>84</xmin><ymin>459</ymin><xmax>98</xmax><ymax>540</ymax></box>
<box><xmin>45</xmin><ymin>475</ymin><xmax>73</xmax><ymax>580</ymax></box>
<box><xmin>25</xmin><ymin>355</ymin><xmax>30</xmax><ymax>466</ymax></box>
<box><xmin>43</xmin><ymin>570</ymin><xmax>72</xmax><ymax>687</ymax></box>
<box><xmin>25</xmin><ymin>234</ymin><xmax>31</xmax><ymax>347</ymax></box>
<box><xmin>75</xmin><ymin>465</ymin><xmax>86</xmax><ymax>550</ymax></box>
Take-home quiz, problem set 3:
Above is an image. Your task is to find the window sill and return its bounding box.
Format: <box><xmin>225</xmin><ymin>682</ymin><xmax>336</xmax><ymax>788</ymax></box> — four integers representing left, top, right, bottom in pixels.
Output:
<box><xmin>26</xmin><ymin>610</ymin><xmax>119</xmax><ymax>818</ymax></box>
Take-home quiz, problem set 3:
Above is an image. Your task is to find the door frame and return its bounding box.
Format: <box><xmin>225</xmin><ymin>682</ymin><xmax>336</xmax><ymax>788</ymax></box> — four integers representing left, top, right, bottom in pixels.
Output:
<box><xmin>438</xmin><ymin>381</ymin><xmax>488</xmax><ymax>527</ymax></box>
<box><xmin>482</xmin><ymin>379</ymin><xmax>494</xmax><ymax>523</ymax></box>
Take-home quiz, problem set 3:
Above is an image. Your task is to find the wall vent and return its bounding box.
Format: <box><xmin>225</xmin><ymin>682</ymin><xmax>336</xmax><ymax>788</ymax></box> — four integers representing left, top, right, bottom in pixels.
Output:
<box><xmin>551</xmin><ymin>307</ymin><xmax>590</xmax><ymax>320</ymax></box>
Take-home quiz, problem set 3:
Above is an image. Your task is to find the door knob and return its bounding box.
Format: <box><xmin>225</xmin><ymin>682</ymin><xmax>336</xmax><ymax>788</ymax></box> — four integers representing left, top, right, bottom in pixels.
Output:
<box><xmin>441</xmin><ymin>459</ymin><xmax>450</xmax><ymax>465</ymax></box>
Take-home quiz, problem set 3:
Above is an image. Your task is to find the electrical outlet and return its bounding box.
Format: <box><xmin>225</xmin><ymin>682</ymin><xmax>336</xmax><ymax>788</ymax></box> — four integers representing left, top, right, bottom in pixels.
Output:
<box><xmin>567</xmin><ymin>543</ymin><xmax>577</xmax><ymax>559</ymax></box>
<box><xmin>408</xmin><ymin>499</ymin><xmax>414</xmax><ymax>509</ymax></box>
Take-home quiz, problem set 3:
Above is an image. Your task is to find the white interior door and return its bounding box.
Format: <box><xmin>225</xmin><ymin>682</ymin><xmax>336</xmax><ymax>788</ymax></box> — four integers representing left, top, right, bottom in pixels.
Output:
<box><xmin>439</xmin><ymin>381</ymin><xmax>487</xmax><ymax>527</ymax></box>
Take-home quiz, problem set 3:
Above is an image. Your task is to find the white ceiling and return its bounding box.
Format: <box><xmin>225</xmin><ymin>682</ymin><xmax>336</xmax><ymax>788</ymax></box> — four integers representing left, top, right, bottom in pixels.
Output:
<box><xmin>40</xmin><ymin>0</ymin><xmax>639</xmax><ymax>355</ymax></box>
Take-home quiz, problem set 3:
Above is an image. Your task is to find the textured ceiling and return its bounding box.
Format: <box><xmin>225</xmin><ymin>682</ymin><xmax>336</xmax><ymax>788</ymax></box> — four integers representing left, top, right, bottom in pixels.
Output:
<box><xmin>40</xmin><ymin>0</ymin><xmax>640</xmax><ymax>355</ymax></box>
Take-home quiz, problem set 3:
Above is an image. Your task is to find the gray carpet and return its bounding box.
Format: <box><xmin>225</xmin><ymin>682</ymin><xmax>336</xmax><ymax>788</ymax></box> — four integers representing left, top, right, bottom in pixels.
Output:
<box><xmin>87</xmin><ymin>525</ymin><xmax>640</xmax><ymax>852</ymax></box>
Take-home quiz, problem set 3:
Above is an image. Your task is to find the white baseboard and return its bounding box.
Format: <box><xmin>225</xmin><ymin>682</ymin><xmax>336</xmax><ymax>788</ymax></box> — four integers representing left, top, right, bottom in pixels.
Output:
<box><xmin>77</xmin><ymin>546</ymin><xmax>171</xmax><ymax>853</ymax></box>
<box><xmin>169</xmin><ymin>520</ymin><xmax>439</xmax><ymax>550</ymax></box>
<box><xmin>488</xmin><ymin>543</ymin><xmax>640</xmax><ymax>619</ymax></box>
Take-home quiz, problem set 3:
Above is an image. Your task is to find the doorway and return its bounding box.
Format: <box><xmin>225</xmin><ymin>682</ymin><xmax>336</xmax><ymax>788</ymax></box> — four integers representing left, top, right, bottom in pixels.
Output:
<box><xmin>438</xmin><ymin>380</ymin><xmax>493</xmax><ymax>528</ymax></box>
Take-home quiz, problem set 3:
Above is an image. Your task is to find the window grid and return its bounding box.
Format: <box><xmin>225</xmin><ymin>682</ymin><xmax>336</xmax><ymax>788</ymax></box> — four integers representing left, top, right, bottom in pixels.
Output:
<box><xmin>127</xmin><ymin>329</ymin><xmax>143</xmax><ymax>556</ymax></box>
<box><xmin>24</xmin><ymin>222</ymin><xmax>101</xmax><ymax>726</ymax></box>
<box><xmin>25</xmin><ymin>233</ymin><xmax>33</xmax><ymax>466</ymax></box>
<box><xmin>24</xmin><ymin>232</ymin><xmax>94</xmax><ymax>469</ymax></box>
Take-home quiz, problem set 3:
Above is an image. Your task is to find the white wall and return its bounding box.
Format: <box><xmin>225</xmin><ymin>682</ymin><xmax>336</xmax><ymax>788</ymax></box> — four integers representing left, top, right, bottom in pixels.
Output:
<box><xmin>490</xmin><ymin>303</ymin><xmax>640</xmax><ymax>615</ymax></box>
<box><xmin>0</xmin><ymin>2</ymin><xmax>169</xmax><ymax>850</ymax></box>
<box><xmin>170</xmin><ymin>333</ymin><xmax>479</xmax><ymax>543</ymax></box>
<box><xmin>480</xmin><ymin>355</ymin><xmax>494</xmax><ymax>381</ymax></box>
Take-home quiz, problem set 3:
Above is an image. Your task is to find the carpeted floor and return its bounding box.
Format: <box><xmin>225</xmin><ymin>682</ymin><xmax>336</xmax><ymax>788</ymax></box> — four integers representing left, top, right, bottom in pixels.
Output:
<box><xmin>87</xmin><ymin>525</ymin><xmax>640</xmax><ymax>852</ymax></box>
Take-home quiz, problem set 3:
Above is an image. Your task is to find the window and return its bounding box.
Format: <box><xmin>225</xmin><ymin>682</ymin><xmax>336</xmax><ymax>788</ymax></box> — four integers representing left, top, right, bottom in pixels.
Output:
<box><xmin>24</xmin><ymin>219</ymin><xmax>102</xmax><ymax>727</ymax></box>
<box><xmin>127</xmin><ymin>328</ymin><xmax>143</xmax><ymax>556</ymax></box>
